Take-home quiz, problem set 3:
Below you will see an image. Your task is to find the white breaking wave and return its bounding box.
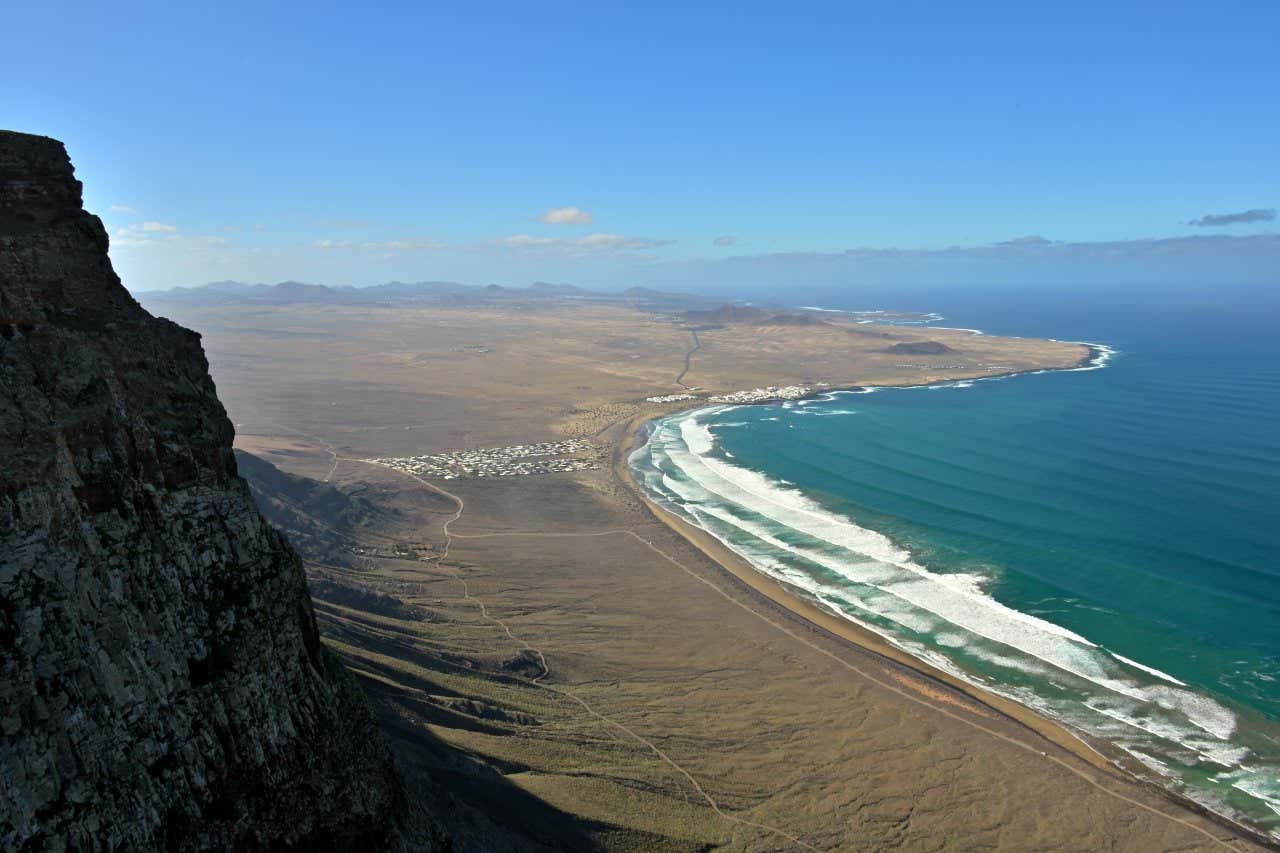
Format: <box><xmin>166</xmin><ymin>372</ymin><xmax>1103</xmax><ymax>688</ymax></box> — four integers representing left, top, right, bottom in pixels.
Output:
<box><xmin>1031</xmin><ymin>340</ymin><xmax>1118</xmax><ymax>373</ymax></box>
<box><xmin>1228</xmin><ymin>774</ymin><xmax>1280</xmax><ymax>819</ymax></box>
<box><xmin>645</xmin><ymin>408</ymin><xmax>1243</xmax><ymax>752</ymax></box>
<box><xmin>1129</xmin><ymin>750</ymin><xmax>1176</xmax><ymax>778</ymax></box>
<box><xmin>674</xmin><ymin>416</ymin><xmax>1104</xmax><ymax>647</ymax></box>
<box><xmin>633</xmin><ymin>400</ymin><xmax>1280</xmax><ymax>837</ymax></box>
<box><xmin>1112</xmin><ymin>652</ymin><xmax>1188</xmax><ymax>687</ymax></box>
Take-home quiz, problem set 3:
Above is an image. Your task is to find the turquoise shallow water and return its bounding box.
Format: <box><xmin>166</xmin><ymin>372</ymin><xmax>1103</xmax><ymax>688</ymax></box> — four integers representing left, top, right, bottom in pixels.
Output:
<box><xmin>631</xmin><ymin>296</ymin><xmax>1280</xmax><ymax>838</ymax></box>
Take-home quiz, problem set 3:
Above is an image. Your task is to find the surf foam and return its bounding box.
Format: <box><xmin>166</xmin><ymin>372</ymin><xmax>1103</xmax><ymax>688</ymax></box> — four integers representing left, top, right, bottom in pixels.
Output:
<box><xmin>638</xmin><ymin>406</ymin><xmax>1252</xmax><ymax>785</ymax></box>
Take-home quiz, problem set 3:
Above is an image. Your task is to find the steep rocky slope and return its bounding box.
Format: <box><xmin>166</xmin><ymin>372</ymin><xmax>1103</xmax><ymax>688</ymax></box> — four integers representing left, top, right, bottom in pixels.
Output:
<box><xmin>0</xmin><ymin>131</ymin><xmax>408</xmax><ymax>849</ymax></box>
<box><xmin>234</xmin><ymin>449</ymin><xmax>400</xmax><ymax>564</ymax></box>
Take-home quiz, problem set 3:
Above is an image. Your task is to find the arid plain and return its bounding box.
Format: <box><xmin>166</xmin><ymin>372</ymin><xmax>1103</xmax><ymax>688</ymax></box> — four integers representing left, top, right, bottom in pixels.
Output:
<box><xmin>145</xmin><ymin>293</ymin><xmax>1267</xmax><ymax>851</ymax></box>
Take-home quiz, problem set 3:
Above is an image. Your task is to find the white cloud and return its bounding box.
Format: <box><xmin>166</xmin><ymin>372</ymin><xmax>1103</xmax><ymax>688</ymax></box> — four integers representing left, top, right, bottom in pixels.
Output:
<box><xmin>713</xmin><ymin>235</ymin><xmax>736</xmax><ymax>247</ymax></box>
<box><xmin>108</xmin><ymin>204</ymin><xmax>136</xmax><ymax>214</ymax></box>
<box><xmin>114</xmin><ymin>221</ymin><xmax>178</xmax><ymax>240</ymax></box>
<box><xmin>500</xmin><ymin>235</ymin><xmax>554</xmax><ymax>248</ymax></box>
<box><xmin>312</xmin><ymin>237</ymin><xmax>445</xmax><ymax>252</ymax></box>
<box><xmin>538</xmin><ymin>206</ymin><xmax>593</xmax><ymax>225</ymax></box>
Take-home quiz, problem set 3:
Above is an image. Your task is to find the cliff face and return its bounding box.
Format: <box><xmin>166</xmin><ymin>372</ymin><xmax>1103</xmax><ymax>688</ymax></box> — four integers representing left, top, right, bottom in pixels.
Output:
<box><xmin>0</xmin><ymin>132</ymin><xmax>401</xmax><ymax>849</ymax></box>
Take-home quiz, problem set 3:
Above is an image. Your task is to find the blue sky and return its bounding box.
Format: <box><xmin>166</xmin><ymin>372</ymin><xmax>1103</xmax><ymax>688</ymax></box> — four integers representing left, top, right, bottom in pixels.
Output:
<box><xmin>5</xmin><ymin>1</ymin><xmax>1278</xmax><ymax>293</ymax></box>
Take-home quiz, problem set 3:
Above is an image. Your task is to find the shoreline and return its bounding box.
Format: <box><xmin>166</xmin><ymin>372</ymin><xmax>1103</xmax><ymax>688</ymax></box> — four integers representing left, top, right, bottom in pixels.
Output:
<box><xmin>659</xmin><ymin>340</ymin><xmax>1112</xmax><ymax>409</ymax></box>
<box><xmin>609</xmin><ymin>349</ymin><xmax>1275</xmax><ymax>851</ymax></box>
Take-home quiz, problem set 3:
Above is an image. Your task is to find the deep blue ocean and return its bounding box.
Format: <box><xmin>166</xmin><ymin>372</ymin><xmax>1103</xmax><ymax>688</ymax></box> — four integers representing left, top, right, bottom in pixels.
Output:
<box><xmin>632</xmin><ymin>286</ymin><xmax>1280</xmax><ymax>837</ymax></box>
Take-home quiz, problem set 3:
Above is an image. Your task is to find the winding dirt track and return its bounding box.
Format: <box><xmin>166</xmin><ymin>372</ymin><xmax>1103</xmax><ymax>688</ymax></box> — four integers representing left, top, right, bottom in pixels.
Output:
<box><xmin>674</xmin><ymin>328</ymin><xmax>701</xmax><ymax>389</ymax></box>
<box><xmin>354</xmin><ymin>458</ymin><xmax>818</xmax><ymax>851</ymax></box>
<box><xmin>346</xmin><ymin>453</ymin><xmax>1252</xmax><ymax>852</ymax></box>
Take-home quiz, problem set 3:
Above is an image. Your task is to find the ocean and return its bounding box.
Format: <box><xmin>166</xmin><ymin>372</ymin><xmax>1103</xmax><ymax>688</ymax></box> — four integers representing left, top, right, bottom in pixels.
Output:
<box><xmin>630</xmin><ymin>287</ymin><xmax>1280</xmax><ymax>838</ymax></box>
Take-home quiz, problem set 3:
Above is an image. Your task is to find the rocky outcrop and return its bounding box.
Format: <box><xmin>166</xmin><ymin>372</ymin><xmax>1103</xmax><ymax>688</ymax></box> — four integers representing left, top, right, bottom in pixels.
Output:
<box><xmin>234</xmin><ymin>449</ymin><xmax>401</xmax><ymax>565</ymax></box>
<box><xmin>0</xmin><ymin>131</ymin><xmax>404</xmax><ymax>849</ymax></box>
<box><xmin>889</xmin><ymin>340</ymin><xmax>954</xmax><ymax>355</ymax></box>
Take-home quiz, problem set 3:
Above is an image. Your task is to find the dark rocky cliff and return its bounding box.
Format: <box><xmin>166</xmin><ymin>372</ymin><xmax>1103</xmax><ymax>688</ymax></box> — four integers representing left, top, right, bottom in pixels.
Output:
<box><xmin>0</xmin><ymin>131</ymin><xmax>406</xmax><ymax>849</ymax></box>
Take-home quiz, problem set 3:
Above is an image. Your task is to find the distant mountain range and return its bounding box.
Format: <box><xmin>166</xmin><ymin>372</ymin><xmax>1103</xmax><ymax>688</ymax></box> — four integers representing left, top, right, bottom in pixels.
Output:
<box><xmin>137</xmin><ymin>279</ymin><xmax>718</xmax><ymax>311</ymax></box>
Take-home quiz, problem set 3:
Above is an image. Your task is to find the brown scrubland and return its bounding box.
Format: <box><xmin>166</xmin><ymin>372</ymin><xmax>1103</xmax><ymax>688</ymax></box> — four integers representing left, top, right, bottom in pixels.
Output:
<box><xmin>149</xmin><ymin>296</ymin><xmax>1264</xmax><ymax>851</ymax></box>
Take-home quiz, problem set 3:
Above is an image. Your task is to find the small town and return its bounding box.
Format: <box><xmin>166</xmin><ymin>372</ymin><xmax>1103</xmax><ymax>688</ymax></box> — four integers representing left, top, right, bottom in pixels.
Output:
<box><xmin>370</xmin><ymin>439</ymin><xmax>600</xmax><ymax>480</ymax></box>
<box><xmin>709</xmin><ymin>383</ymin><xmax>827</xmax><ymax>404</ymax></box>
<box><xmin>893</xmin><ymin>362</ymin><xmax>972</xmax><ymax>370</ymax></box>
<box><xmin>645</xmin><ymin>393</ymin><xmax>700</xmax><ymax>403</ymax></box>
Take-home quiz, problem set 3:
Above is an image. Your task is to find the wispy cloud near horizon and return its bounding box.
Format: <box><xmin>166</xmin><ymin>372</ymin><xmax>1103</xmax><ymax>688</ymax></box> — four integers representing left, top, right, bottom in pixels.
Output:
<box><xmin>313</xmin><ymin>237</ymin><xmax>446</xmax><ymax>251</ymax></box>
<box><xmin>140</xmin><ymin>221</ymin><xmax>178</xmax><ymax>233</ymax></box>
<box><xmin>833</xmin><ymin>232</ymin><xmax>1280</xmax><ymax>262</ymax></box>
<box><xmin>111</xmin><ymin>227</ymin><xmax>1280</xmax><ymax>294</ymax></box>
<box><xmin>633</xmin><ymin>231</ymin><xmax>1280</xmax><ymax>293</ymax></box>
<box><xmin>496</xmin><ymin>232</ymin><xmax>672</xmax><ymax>256</ymax></box>
<box><xmin>310</xmin><ymin>231</ymin><xmax>673</xmax><ymax>259</ymax></box>
<box><xmin>112</xmin><ymin>221</ymin><xmax>182</xmax><ymax>248</ymax></box>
